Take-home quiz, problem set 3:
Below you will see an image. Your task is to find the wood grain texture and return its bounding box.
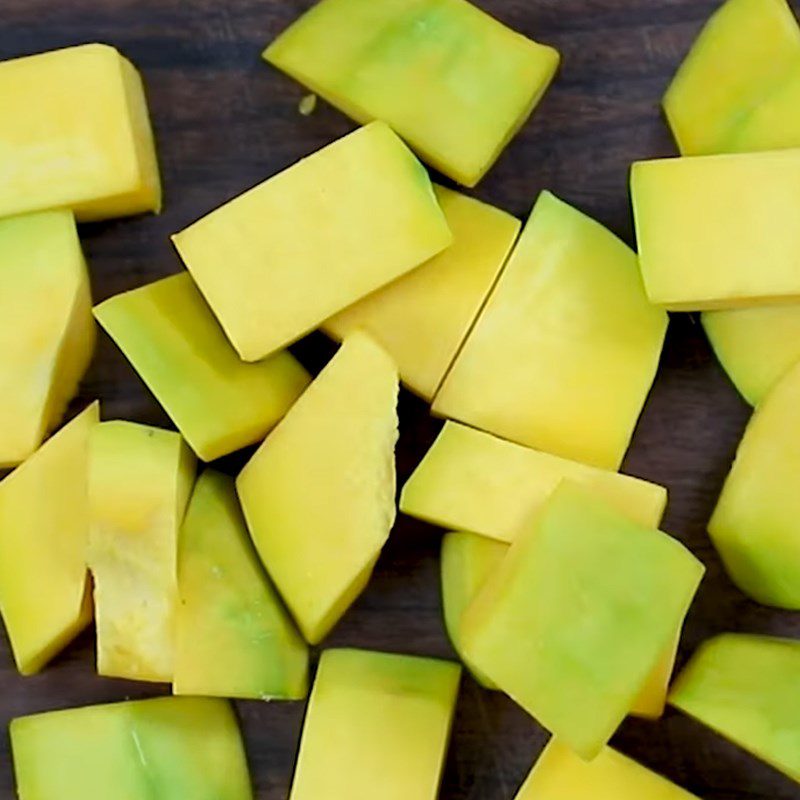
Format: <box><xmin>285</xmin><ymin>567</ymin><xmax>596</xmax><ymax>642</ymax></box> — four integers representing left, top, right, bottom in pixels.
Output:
<box><xmin>0</xmin><ymin>1</ymin><xmax>798</xmax><ymax>798</ymax></box>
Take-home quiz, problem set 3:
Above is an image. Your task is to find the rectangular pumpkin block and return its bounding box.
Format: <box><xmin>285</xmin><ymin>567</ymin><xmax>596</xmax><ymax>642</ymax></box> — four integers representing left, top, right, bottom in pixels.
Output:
<box><xmin>289</xmin><ymin>649</ymin><xmax>460</xmax><ymax>800</ymax></box>
<box><xmin>515</xmin><ymin>740</ymin><xmax>700</xmax><ymax>800</ymax></box>
<box><xmin>401</xmin><ymin>422</ymin><xmax>667</xmax><ymax>542</ymax></box>
<box><xmin>0</xmin><ymin>44</ymin><xmax>160</xmax><ymax>221</ymax></box>
<box><xmin>10</xmin><ymin>697</ymin><xmax>252</xmax><ymax>800</ymax></box>
<box><xmin>631</xmin><ymin>150</ymin><xmax>800</xmax><ymax>309</ymax></box>
<box><xmin>264</xmin><ymin>0</ymin><xmax>559</xmax><ymax>187</ymax></box>
<box><xmin>173</xmin><ymin>122</ymin><xmax>451</xmax><ymax>362</ymax></box>
<box><xmin>323</xmin><ymin>186</ymin><xmax>520</xmax><ymax>400</ymax></box>
<box><xmin>175</xmin><ymin>470</ymin><xmax>309</xmax><ymax>700</ymax></box>
<box><xmin>94</xmin><ymin>273</ymin><xmax>310</xmax><ymax>461</ymax></box>
<box><xmin>88</xmin><ymin>421</ymin><xmax>196</xmax><ymax>682</ymax></box>
<box><xmin>461</xmin><ymin>482</ymin><xmax>705</xmax><ymax>759</ymax></box>
<box><xmin>433</xmin><ymin>191</ymin><xmax>667</xmax><ymax>469</ymax></box>
<box><xmin>0</xmin><ymin>403</ymin><xmax>98</xmax><ymax>675</ymax></box>
<box><xmin>0</xmin><ymin>210</ymin><xmax>95</xmax><ymax>467</ymax></box>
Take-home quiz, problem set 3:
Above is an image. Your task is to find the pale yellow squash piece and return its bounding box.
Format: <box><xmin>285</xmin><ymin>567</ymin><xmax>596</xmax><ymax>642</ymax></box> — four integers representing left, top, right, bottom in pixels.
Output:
<box><xmin>88</xmin><ymin>421</ymin><xmax>196</xmax><ymax>682</ymax></box>
<box><xmin>663</xmin><ymin>0</ymin><xmax>800</xmax><ymax>156</ymax></box>
<box><xmin>0</xmin><ymin>403</ymin><xmax>98</xmax><ymax>675</ymax></box>
<box><xmin>515</xmin><ymin>739</ymin><xmax>700</xmax><ymax>800</ymax></box>
<box><xmin>264</xmin><ymin>0</ymin><xmax>560</xmax><ymax>187</ymax></box>
<box><xmin>173</xmin><ymin>122</ymin><xmax>451</xmax><ymax>362</ymax></box>
<box><xmin>323</xmin><ymin>186</ymin><xmax>519</xmax><ymax>400</ymax></box>
<box><xmin>95</xmin><ymin>273</ymin><xmax>310</xmax><ymax>461</ymax></box>
<box><xmin>289</xmin><ymin>649</ymin><xmax>460</xmax><ymax>800</ymax></box>
<box><xmin>10</xmin><ymin>697</ymin><xmax>253</xmax><ymax>800</ymax></box>
<box><xmin>708</xmin><ymin>359</ymin><xmax>800</xmax><ymax>609</ymax></box>
<box><xmin>401</xmin><ymin>422</ymin><xmax>667</xmax><ymax>541</ymax></box>
<box><xmin>631</xmin><ymin>150</ymin><xmax>800</xmax><ymax>310</ymax></box>
<box><xmin>0</xmin><ymin>44</ymin><xmax>160</xmax><ymax>221</ymax></box>
<box><xmin>433</xmin><ymin>191</ymin><xmax>667</xmax><ymax>470</ymax></box>
<box><xmin>174</xmin><ymin>470</ymin><xmax>309</xmax><ymax>700</ymax></box>
<box><xmin>237</xmin><ymin>333</ymin><xmax>398</xmax><ymax>644</ymax></box>
<box><xmin>0</xmin><ymin>211</ymin><xmax>94</xmax><ymax>467</ymax></box>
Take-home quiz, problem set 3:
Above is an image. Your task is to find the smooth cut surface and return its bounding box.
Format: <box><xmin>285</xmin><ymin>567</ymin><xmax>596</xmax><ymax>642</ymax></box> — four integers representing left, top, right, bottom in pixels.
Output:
<box><xmin>708</xmin><ymin>359</ymin><xmax>800</xmax><ymax>608</ymax></box>
<box><xmin>264</xmin><ymin>0</ymin><xmax>559</xmax><ymax>186</ymax></box>
<box><xmin>323</xmin><ymin>186</ymin><xmax>520</xmax><ymax>400</ymax></box>
<box><xmin>515</xmin><ymin>739</ymin><xmax>700</xmax><ymax>799</ymax></box>
<box><xmin>237</xmin><ymin>333</ymin><xmax>398</xmax><ymax>643</ymax></box>
<box><xmin>401</xmin><ymin>421</ymin><xmax>667</xmax><ymax>541</ymax></box>
<box><xmin>462</xmin><ymin>482</ymin><xmax>705</xmax><ymax>759</ymax></box>
<box><xmin>670</xmin><ymin>634</ymin><xmax>800</xmax><ymax>784</ymax></box>
<box><xmin>88</xmin><ymin>421</ymin><xmax>196</xmax><ymax>682</ymax></box>
<box><xmin>663</xmin><ymin>0</ymin><xmax>800</xmax><ymax>156</ymax></box>
<box><xmin>173</xmin><ymin>121</ymin><xmax>451</xmax><ymax>361</ymax></box>
<box><xmin>703</xmin><ymin>305</ymin><xmax>800</xmax><ymax>405</ymax></box>
<box><xmin>0</xmin><ymin>44</ymin><xmax>160</xmax><ymax>221</ymax></box>
<box><xmin>0</xmin><ymin>211</ymin><xmax>94</xmax><ymax>467</ymax></box>
<box><xmin>631</xmin><ymin>150</ymin><xmax>800</xmax><ymax>310</ymax></box>
<box><xmin>433</xmin><ymin>190</ymin><xmax>667</xmax><ymax>469</ymax></box>
<box><xmin>174</xmin><ymin>470</ymin><xmax>308</xmax><ymax>700</ymax></box>
<box><xmin>289</xmin><ymin>649</ymin><xmax>461</xmax><ymax>800</ymax></box>
<box><xmin>0</xmin><ymin>403</ymin><xmax>97</xmax><ymax>675</ymax></box>
<box><xmin>95</xmin><ymin>273</ymin><xmax>310</xmax><ymax>461</ymax></box>
<box><xmin>10</xmin><ymin>696</ymin><xmax>252</xmax><ymax>800</ymax></box>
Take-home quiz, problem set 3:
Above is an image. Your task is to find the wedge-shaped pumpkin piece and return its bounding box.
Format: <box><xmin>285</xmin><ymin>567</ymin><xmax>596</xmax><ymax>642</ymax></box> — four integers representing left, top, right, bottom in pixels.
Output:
<box><xmin>323</xmin><ymin>186</ymin><xmax>519</xmax><ymax>400</ymax></box>
<box><xmin>631</xmin><ymin>150</ymin><xmax>800</xmax><ymax>310</ymax></box>
<box><xmin>289</xmin><ymin>649</ymin><xmax>460</xmax><ymax>800</ymax></box>
<box><xmin>703</xmin><ymin>305</ymin><xmax>800</xmax><ymax>405</ymax></box>
<box><xmin>174</xmin><ymin>470</ymin><xmax>308</xmax><ymax>699</ymax></box>
<box><xmin>433</xmin><ymin>191</ymin><xmax>667</xmax><ymax>469</ymax></box>
<box><xmin>264</xmin><ymin>0</ymin><xmax>559</xmax><ymax>187</ymax></box>
<box><xmin>462</xmin><ymin>482</ymin><xmax>705</xmax><ymax>759</ymax></box>
<box><xmin>95</xmin><ymin>273</ymin><xmax>310</xmax><ymax>461</ymax></box>
<box><xmin>663</xmin><ymin>0</ymin><xmax>800</xmax><ymax>156</ymax></box>
<box><xmin>515</xmin><ymin>739</ymin><xmax>700</xmax><ymax>800</ymax></box>
<box><xmin>442</xmin><ymin>529</ymin><xmax>679</xmax><ymax>719</ymax></box>
<box><xmin>0</xmin><ymin>403</ymin><xmax>98</xmax><ymax>675</ymax></box>
<box><xmin>238</xmin><ymin>333</ymin><xmax>398</xmax><ymax>643</ymax></box>
<box><xmin>173</xmin><ymin>122</ymin><xmax>451</xmax><ymax>362</ymax></box>
<box><xmin>88</xmin><ymin>421</ymin><xmax>196</xmax><ymax>682</ymax></box>
<box><xmin>0</xmin><ymin>44</ymin><xmax>160</xmax><ymax>221</ymax></box>
<box><xmin>402</xmin><ymin>422</ymin><xmax>667</xmax><ymax>541</ymax></box>
<box><xmin>0</xmin><ymin>211</ymin><xmax>94</xmax><ymax>467</ymax></box>
<box><xmin>670</xmin><ymin>634</ymin><xmax>800</xmax><ymax>784</ymax></box>
<box><xmin>708</xmin><ymin>359</ymin><xmax>800</xmax><ymax>608</ymax></box>
<box><xmin>10</xmin><ymin>696</ymin><xmax>252</xmax><ymax>800</ymax></box>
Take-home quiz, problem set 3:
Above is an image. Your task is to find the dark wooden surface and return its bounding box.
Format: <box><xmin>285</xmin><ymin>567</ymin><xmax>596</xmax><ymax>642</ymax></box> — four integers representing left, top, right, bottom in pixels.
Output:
<box><xmin>1</xmin><ymin>1</ymin><xmax>798</xmax><ymax>798</ymax></box>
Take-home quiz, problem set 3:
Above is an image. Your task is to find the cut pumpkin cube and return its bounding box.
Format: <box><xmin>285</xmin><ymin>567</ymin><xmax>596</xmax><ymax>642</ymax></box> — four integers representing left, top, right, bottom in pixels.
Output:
<box><xmin>703</xmin><ymin>305</ymin><xmax>800</xmax><ymax>405</ymax></box>
<box><xmin>289</xmin><ymin>648</ymin><xmax>460</xmax><ymax>800</ymax></box>
<box><xmin>10</xmin><ymin>696</ymin><xmax>252</xmax><ymax>800</ymax></box>
<box><xmin>0</xmin><ymin>44</ymin><xmax>160</xmax><ymax>221</ymax></box>
<box><xmin>515</xmin><ymin>739</ymin><xmax>700</xmax><ymax>799</ymax></box>
<box><xmin>461</xmin><ymin>482</ymin><xmax>705</xmax><ymax>759</ymax></box>
<box><xmin>663</xmin><ymin>0</ymin><xmax>800</xmax><ymax>156</ymax></box>
<box><xmin>0</xmin><ymin>403</ymin><xmax>98</xmax><ymax>675</ymax></box>
<box><xmin>0</xmin><ymin>210</ymin><xmax>94</xmax><ymax>467</ymax></box>
<box><xmin>173</xmin><ymin>122</ymin><xmax>451</xmax><ymax>362</ymax></box>
<box><xmin>708</xmin><ymin>359</ymin><xmax>800</xmax><ymax>609</ymax></box>
<box><xmin>323</xmin><ymin>186</ymin><xmax>520</xmax><ymax>400</ymax></box>
<box><xmin>670</xmin><ymin>634</ymin><xmax>800</xmax><ymax>784</ymax></box>
<box><xmin>264</xmin><ymin>0</ymin><xmax>559</xmax><ymax>186</ymax></box>
<box><xmin>631</xmin><ymin>150</ymin><xmax>800</xmax><ymax>310</ymax></box>
<box><xmin>401</xmin><ymin>422</ymin><xmax>667</xmax><ymax>542</ymax></box>
<box><xmin>88</xmin><ymin>421</ymin><xmax>196</xmax><ymax>682</ymax></box>
<box><xmin>433</xmin><ymin>191</ymin><xmax>667</xmax><ymax>469</ymax></box>
<box><xmin>237</xmin><ymin>333</ymin><xmax>398</xmax><ymax>644</ymax></box>
<box><xmin>174</xmin><ymin>470</ymin><xmax>309</xmax><ymax>700</ymax></box>
<box><xmin>94</xmin><ymin>273</ymin><xmax>310</xmax><ymax>461</ymax></box>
